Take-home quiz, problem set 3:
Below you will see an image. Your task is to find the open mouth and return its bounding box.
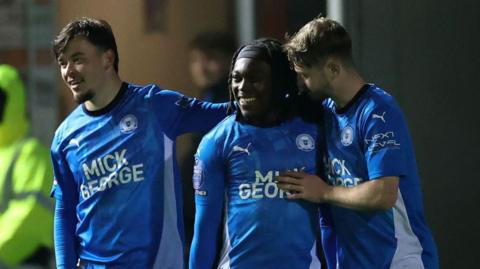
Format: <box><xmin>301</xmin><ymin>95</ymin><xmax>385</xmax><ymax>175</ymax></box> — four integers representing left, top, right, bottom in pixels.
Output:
<box><xmin>238</xmin><ymin>97</ymin><xmax>257</xmax><ymax>106</ymax></box>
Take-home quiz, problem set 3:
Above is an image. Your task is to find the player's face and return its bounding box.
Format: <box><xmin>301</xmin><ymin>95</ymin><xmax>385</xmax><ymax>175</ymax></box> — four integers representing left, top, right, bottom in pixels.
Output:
<box><xmin>190</xmin><ymin>49</ymin><xmax>228</xmax><ymax>89</ymax></box>
<box><xmin>57</xmin><ymin>37</ymin><xmax>109</xmax><ymax>104</ymax></box>
<box><xmin>294</xmin><ymin>63</ymin><xmax>330</xmax><ymax>100</ymax></box>
<box><xmin>231</xmin><ymin>58</ymin><xmax>274</xmax><ymax>124</ymax></box>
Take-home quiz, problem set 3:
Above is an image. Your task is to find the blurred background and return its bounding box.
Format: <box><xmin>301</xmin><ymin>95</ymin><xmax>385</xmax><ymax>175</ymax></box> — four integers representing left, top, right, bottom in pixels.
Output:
<box><xmin>0</xmin><ymin>0</ymin><xmax>479</xmax><ymax>268</ymax></box>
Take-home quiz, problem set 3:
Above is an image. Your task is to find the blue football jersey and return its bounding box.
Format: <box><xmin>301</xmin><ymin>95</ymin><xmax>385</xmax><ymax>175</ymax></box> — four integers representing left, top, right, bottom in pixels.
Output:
<box><xmin>50</xmin><ymin>82</ymin><xmax>227</xmax><ymax>268</ymax></box>
<box><xmin>190</xmin><ymin>115</ymin><xmax>322</xmax><ymax>269</ymax></box>
<box><xmin>321</xmin><ymin>84</ymin><xmax>438</xmax><ymax>269</ymax></box>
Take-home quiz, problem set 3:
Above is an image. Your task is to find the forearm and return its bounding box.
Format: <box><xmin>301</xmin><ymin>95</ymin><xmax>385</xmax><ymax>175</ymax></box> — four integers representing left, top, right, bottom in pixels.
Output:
<box><xmin>54</xmin><ymin>199</ymin><xmax>78</xmax><ymax>269</ymax></box>
<box><xmin>189</xmin><ymin>203</ymin><xmax>223</xmax><ymax>269</ymax></box>
<box><xmin>324</xmin><ymin>177</ymin><xmax>399</xmax><ymax>210</ymax></box>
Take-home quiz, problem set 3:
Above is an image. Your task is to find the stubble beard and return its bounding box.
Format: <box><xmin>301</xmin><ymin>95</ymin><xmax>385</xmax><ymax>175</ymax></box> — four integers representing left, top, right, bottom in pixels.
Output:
<box><xmin>73</xmin><ymin>90</ymin><xmax>94</xmax><ymax>104</ymax></box>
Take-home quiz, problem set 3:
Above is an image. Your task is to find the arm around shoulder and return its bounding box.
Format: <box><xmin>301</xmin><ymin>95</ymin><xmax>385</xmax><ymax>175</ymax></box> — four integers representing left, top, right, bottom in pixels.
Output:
<box><xmin>325</xmin><ymin>176</ymin><xmax>399</xmax><ymax>210</ymax></box>
<box><xmin>277</xmin><ymin>172</ymin><xmax>398</xmax><ymax>210</ymax></box>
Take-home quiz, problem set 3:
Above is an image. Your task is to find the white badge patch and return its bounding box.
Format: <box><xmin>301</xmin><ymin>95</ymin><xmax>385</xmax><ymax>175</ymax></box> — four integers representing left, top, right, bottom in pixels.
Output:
<box><xmin>296</xmin><ymin>134</ymin><xmax>315</xmax><ymax>152</ymax></box>
<box><xmin>193</xmin><ymin>157</ymin><xmax>207</xmax><ymax>196</ymax></box>
<box><xmin>193</xmin><ymin>157</ymin><xmax>204</xmax><ymax>190</ymax></box>
<box><xmin>341</xmin><ymin>126</ymin><xmax>354</xmax><ymax>146</ymax></box>
<box><xmin>120</xmin><ymin>114</ymin><xmax>138</xmax><ymax>133</ymax></box>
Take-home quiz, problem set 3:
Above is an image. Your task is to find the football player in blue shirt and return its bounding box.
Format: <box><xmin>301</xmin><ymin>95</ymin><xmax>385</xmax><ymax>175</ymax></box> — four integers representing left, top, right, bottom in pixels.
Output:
<box><xmin>50</xmin><ymin>17</ymin><xmax>228</xmax><ymax>269</ymax></box>
<box><xmin>278</xmin><ymin>17</ymin><xmax>439</xmax><ymax>268</ymax></box>
<box><xmin>189</xmin><ymin>38</ymin><xmax>329</xmax><ymax>269</ymax></box>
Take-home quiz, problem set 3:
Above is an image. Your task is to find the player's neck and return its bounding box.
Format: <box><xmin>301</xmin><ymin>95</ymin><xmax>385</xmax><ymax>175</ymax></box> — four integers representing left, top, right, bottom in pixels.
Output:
<box><xmin>243</xmin><ymin>109</ymin><xmax>285</xmax><ymax>128</ymax></box>
<box><xmin>331</xmin><ymin>72</ymin><xmax>365</xmax><ymax>109</ymax></box>
<box><xmin>84</xmin><ymin>75</ymin><xmax>123</xmax><ymax>111</ymax></box>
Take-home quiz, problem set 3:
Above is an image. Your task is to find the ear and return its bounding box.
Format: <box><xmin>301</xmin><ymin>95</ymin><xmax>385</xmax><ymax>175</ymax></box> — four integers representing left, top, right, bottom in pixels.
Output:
<box><xmin>102</xmin><ymin>49</ymin><xmax>115</xmax><ymax>70</ymax></box>
<box><xmin>324</xmin><ymin>57</ymin><xmax>341</xmax><ymax>81</ymax></box>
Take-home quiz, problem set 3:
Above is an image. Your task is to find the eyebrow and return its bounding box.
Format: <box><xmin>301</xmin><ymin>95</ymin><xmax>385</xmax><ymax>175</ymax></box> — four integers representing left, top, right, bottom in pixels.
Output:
<box><xmin>57</xmin><ymin>51</ymin><xmax>84</xmax><ymax>62</ymax></box>
<box><xmin>69</xmin><ymin>52</ymin><xmax>84</xmax><ymax>58</ymax></box>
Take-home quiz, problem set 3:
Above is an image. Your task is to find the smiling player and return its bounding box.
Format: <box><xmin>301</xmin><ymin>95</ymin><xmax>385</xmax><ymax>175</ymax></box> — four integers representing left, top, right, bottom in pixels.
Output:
<box><xmin>189</xmin><ymin>38</ymin><xmax>325</xmax><ymax>269</ymax></box>
<box><xmin>50</xmin><ymin>17</ymin><xmax>228</xmax><ymax>269</ymax></box>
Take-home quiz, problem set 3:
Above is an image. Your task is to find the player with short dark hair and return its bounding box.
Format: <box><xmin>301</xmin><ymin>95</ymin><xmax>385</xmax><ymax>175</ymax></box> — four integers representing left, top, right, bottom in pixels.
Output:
<box><xmin>50</xmin><ymin>17</ymin><xmax>228</xmax><ymax>269</ymax></box>
<box><xmin>189</xmin><ymin>38</ymin><xmax>325</xmax><ymax>269</ymax></box>
<box><xmin>278</xmin><ymin>17</ymin><xmax>439</xmax><ymax>269</ymax></box>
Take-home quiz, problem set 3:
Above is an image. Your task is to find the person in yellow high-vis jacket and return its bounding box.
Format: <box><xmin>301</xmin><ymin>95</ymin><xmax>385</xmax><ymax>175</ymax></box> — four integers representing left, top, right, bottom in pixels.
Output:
<box><xmin>0</xmin><ymin>65</ymin><xmax>54</xmax><ymax>269</ymax></box>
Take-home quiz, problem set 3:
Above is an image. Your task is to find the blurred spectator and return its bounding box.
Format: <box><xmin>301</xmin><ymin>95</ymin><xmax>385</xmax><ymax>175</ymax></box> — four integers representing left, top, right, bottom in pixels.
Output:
<box><xmin>188</xmin><ymin>31</ymin><xmax>235</xmax><ymax>102</ymax></box>
<box><xmin>0</xmin><ymin>65</ymin><xmax>53</xmax><ymax>269</ymax></box>
<box><xmin>181</xmin><ymin>31</ymin><xmax>236</xmax><ymax>252</ymax></box>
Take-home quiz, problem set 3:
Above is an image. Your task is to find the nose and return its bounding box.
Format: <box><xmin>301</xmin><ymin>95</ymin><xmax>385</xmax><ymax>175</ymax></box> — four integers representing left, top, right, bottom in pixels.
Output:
<box><xmin>237</xmin><ymin>79</ymin><xmax>251</xmax><ymax>94</ymax></box>
<box><xmin>303</xmin><ymin>77</ymin><xmax>311</xmax><ymax>88</ymax></box>
<box><xmin>65</xmin><ymin>62</ymin><xmax>75</xmax><ymax>76</ymax></box>
<box><xmin>61</xmin><ymin>62</ymin><xmax>75</xmax><ymax>81</ymax></box>
<box><xmin>237</xmin><ymin>79</ymin><xmax>245</xmax><ymax>91</ymax></box>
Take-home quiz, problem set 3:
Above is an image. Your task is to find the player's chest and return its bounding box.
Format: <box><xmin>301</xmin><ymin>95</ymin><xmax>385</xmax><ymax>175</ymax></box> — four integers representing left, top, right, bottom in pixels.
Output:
<box><xmin>322</xmin><ymin>113</ymin><xmax>364</xmax><ymax>156</ymax></box>
<box><xmin>226</xmin><ymin>131</ymin><xmax>318</xmax><ymax>186</ymax></box>
<box><xmin>322</xmin><ymin>115</ymin><xmax>368</xmax><ymax>186</ymax></box>
<box><xmin>63</xmin><ymin>113</ymin><xmax>162</xmax><ymax>181</ymax></box>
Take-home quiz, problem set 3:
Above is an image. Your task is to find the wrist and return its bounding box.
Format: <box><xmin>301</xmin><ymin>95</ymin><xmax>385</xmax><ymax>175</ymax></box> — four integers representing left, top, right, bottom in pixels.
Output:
<box><xmin>319</xmin><ymin>184</ymin><xmax>335</xmax><ymax>203</ymax></box>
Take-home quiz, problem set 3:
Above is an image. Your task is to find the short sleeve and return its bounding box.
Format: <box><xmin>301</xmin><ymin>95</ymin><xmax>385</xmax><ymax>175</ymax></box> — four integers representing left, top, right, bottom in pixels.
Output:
<box><xmin>362</xmin><ymin>102</ymin><xmax>408</xmax><ymax>180</ymax></box>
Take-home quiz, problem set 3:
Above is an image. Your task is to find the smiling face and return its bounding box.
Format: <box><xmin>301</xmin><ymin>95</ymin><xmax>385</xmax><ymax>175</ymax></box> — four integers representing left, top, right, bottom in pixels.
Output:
<box><xmin>57</xmin><ymin>37</ymin><xmax>110</xmax><ymax>104</ymax></box>
<box><xmin>231</xmin><ymin>57</ymin><xmax>276</xmax><ymax>125</ymax></box>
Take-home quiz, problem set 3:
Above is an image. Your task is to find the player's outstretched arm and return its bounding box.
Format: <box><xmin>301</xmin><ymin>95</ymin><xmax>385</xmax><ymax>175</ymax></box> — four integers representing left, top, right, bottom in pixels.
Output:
<box><xmin>152</xmin><ymin>89</ymin><xmax>229</xmax><ymax>136</ymax></box>
<box><xmin>177</xmin><ymin>99</ymin><xmax>229</xmax><ymax>135</ymax></box>
<box><xmin>276</xmin><ymin>171</ymin><xmax>398</xmax><ymax>210</ymax></box>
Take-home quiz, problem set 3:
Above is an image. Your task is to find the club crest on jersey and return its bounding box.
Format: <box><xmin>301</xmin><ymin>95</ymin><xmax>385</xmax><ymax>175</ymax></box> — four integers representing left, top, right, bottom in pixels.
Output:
<box><xmin>119</xmin><ymin>114</ymin><xmax>138</xmax><ymax>133</ymax></box>
<box><xmin>296</xmin><ymin>134</ymin><xmax>315</xmax><ymax>152</ymax></box>
<box><xmin>341</xmin><ymin>126</ymin><xmax>354</xmax><ymax>146</ymax></box>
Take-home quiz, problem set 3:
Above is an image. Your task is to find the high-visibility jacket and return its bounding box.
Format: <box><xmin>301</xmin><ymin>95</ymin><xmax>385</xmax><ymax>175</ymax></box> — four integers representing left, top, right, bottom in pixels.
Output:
<box><xmin>0</xmin><ymin>65</ymin><xmax>53</xmax><ymax>268</ymax></box>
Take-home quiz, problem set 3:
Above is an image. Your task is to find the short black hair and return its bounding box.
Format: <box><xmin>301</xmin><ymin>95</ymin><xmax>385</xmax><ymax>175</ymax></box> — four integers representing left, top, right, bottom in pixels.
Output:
<box><xmin>227</xmin><ymin>38</ymin><xmax>298</xmax><ymax>117</ymax></box>
<box><xmin>52</xmin><ymin>17</ymin><xmax>119</xmax><ymax>72</ymax></box>
<box><xmin>189</xmin><ymin>32</ymin><xmax>236</xmax><ymax>58</ymax></box>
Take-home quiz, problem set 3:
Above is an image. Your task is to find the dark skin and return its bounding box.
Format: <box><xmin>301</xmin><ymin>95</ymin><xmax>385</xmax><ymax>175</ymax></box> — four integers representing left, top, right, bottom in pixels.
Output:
<box><xmin>231</xmin><ymin>57</ymin><xmax>281</xmax><ymax>127</ymax></box>
<box><xmin>189</xmin><ymin>56</ymin><xmax>302</xmax><ymax>269</ymax></box>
